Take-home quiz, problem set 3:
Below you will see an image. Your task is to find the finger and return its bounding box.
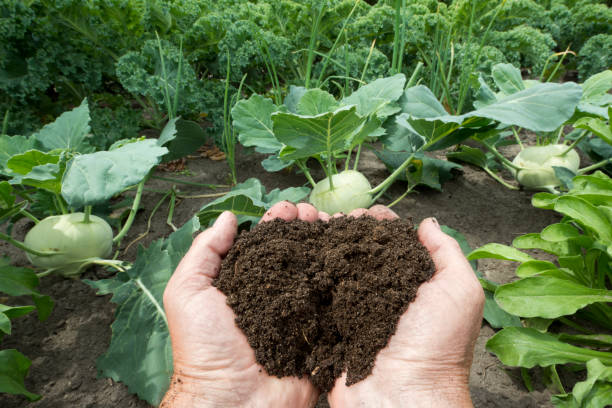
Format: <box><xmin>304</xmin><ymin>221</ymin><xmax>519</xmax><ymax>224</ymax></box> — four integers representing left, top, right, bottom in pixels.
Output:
<box><xmin>296</xmin><ymin>203</ymin><xmax>319</xmax><ymax>222</ymax></box>
<box><xmin>260</xmin><ymin>201</ymin><xmax>298</xmax><ymax>223</ymax></box>
<box><xmin>367</xmin><ymin>205</ymin><xmax>399</xmax><ymax>220</ymax></box>
<box><xmin>173</xmin><ymin>211</ymin><xmax>238</xmax><ymax>281</ymax></box>
<box><xmin>318</xmin><ymin>211</ymin><xmax>330</xmax><ymax>222</ymax></box>
<box><xmin>332</xmin><ymin>212</ymin><xmax>345</xmax><ymax>218</ymax></box>
<box><xmin>417</xmin><ymin>218</ymin><xmax>473</xmax><ymax>279</ymax></box>
<box><xmin>348</xmin><ymin>208</ymin><xmax>368</xmax><ymax>218</ymax></box>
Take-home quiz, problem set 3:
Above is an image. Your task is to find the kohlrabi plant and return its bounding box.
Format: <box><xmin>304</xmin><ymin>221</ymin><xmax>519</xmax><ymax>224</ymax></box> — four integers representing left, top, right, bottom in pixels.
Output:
<box><xmin>0</xmin><ymin>99</ymin><xmax>206</xmax><ymax>277</ymax></box>
<box><xmin>468</xmin><ymin>171</ymin><xmax>612</xmax><ymax>406</ymax></box>
<box><xmin>445</xmin><ymin>65</ymin><xmax>612</xmax><ymax>192</ymax></box>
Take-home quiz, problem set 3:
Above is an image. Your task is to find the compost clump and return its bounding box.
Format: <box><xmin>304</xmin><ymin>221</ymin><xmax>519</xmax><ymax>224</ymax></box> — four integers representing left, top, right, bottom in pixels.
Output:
<box><xmin>214</xmin><ymin>216</ymin><xmax>435</xmax><ymax>392</ymax></box>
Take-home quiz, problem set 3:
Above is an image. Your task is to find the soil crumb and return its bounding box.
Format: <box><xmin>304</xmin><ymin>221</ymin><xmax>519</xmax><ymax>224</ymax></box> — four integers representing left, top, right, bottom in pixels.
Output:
<box><xmin>214</xmin><ymin>216</ymin><xmax>435</xmax><ymax>392</ymax></box>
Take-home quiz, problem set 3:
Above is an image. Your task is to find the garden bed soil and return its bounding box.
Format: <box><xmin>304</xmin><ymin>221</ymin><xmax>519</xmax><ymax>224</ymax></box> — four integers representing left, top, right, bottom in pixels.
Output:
<box><xmin>2</xmin><ymin>147</ymin><xmax>560</xmax><ymax>407</ymax></box>
<box><xmin>215</xmin><ymin>217</ymin><xmax>434</xmax><ymax>392</ymax></box>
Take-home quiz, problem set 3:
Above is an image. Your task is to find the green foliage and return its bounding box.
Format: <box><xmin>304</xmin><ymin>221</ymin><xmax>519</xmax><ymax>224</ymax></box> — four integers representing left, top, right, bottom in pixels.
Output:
<box><xmin>487</xmin><ymin>26</ymin><xmax>556</xmax><ymax>75</ymax></box>
<box><xmin>469</xmin><ymin>172</ymin><xmax>612</xmax><ymax>406</ymax></box>
<box><xmin>578</xmin><ymin>35</ymin><xmax>612</xmax><ymax>81</ymax></box>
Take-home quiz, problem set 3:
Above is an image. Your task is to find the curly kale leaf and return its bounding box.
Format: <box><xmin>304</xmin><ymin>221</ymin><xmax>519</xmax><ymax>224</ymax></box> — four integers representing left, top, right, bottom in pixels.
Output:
<box><xmin>487</xmin><ymin>26</ymin><xmax>556</xmax><ymax>76</ymax></box>
<box><xmin>578</xmin><ymin>34</ymin><xmax>612</xmax><ymax>81</ymax></box>
<box><xmin>116</xmin><ymin>39</ymin><xmax>207</xmax><ymax>117</ymax></box>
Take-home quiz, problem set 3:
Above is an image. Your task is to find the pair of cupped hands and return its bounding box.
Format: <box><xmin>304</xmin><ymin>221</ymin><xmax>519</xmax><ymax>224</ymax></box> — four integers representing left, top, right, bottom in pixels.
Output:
<box><xmin>160</xmin><ymin>202</ymin><xmax>485</xmax><ymax>408</ymax></box>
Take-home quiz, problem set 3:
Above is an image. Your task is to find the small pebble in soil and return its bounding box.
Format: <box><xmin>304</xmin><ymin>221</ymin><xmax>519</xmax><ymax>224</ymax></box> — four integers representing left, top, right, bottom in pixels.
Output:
<box><xmin>214</xmin><ymin>216</ymin><xmax>435</xmax><ymax>392</ymax></box>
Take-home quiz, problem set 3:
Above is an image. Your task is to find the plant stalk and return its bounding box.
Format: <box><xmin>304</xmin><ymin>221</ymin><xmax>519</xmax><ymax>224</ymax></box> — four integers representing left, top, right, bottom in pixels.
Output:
<box><xmin>560</xmin><ymin>130</ymin><xmax>588</xmax><ymax>156</ymax></box>
<box><xmin>150</xmin><ymin>175</ymin><xmax>227</xmax><ymax>189</ymax></box>
<box><xmin>368</xmin><ymin>152</ymin><xmax>415</xmax><ymax>198</ymax></box>
<box><xmin>82</xmin><ymin>205</ymin><xmax>92</xmax><ymax>223</ymax></box>
<box><xmin>0</xmin><ymin>232</ymin><xmax>61</xmax><ymax>257</ymax></box>
<box><xmin>113</xmin><ymin>176</ymin><xmax>147</xmax><ymax>245</ymax></box>
<box><xmin>296</xmin><ymin>161</ymin><xmax>317</xmax><ymax>188</ymax></box>
<box><xmin>20</xmin><ymin>209</ymin><xmax>40</xmax><ymax>224</ymax></box>
<box><xmin>578</xmin><ymin>158</ymin><xmax>612</xmax><ymax>175</ymax></box>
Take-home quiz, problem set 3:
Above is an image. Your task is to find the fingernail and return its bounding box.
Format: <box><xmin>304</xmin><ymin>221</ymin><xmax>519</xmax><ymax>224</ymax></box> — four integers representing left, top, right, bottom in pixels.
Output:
<box><xmin>431</xmin><ymin>217</ymin><xmax>441</xmax><ymax>230</ymax></box>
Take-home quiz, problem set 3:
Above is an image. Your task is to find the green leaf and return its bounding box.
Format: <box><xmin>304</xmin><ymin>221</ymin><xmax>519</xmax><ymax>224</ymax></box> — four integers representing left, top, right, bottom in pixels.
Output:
<box><xmin>198</xmin><ymin>194</ymin><xmax>267</xmax><ymax>227</ymax></box>
<box><xmin>399</xmin><ymin>86</ymin><xmax>448</xmax><ymax>117</ymax></box>
<box><xmin>0</xmin><ymin>349</ymin><xmax>40</xmax><ymax>401</ymax></box>
<box><xmin>162</xmin><ymin>119</ymin><xmax>207</xmax><ymax>162</ymax></box>
<box><xmin>483</xmin><ymin>289</ymin><xmax>522</xmax><ymax>329</ymax></box>
<box><xmin>513</xmin><ymin>233</ymin><xmax>577</xmax><ymax>256</ymax></box>
<box><xmin>574</xmin><ymin>117</ymin><xmax>612</xmax><ymax>146</ymax></box>
<box><xmin>233</xmin><ymin>94</ymin><xmax>282</xmax><ymax>152</ymax></box>
<box><xmin>541</xmin><ymin>223</ymin><xmax>582</xmax><ymax>242</ymax></box>
<box><xmin>404</xmin><ymin>83</ymin><xmax>583</xmax><ymax>133</ymax></box>
<box><xmin>0</xmin><ymin>135</ymin><xmax>35</xmax><ymax>170</ymax></box>
<box><xmin>552</xmin><ymin>359</ymin><xmax>612</xmax><ymax>408</ymax></box>
<box><xmin>486</xmin><ymin>327</ymin><xmax>612</xmax><ymax>368</ymax></box>
<box><xmin>61</xmin><ymin>139</ymin><xmax>168</xmax><ymax>208</ymax></box>
<box><xmin>0</xmin><ymin>266</ymin><xmax>53</xmax><ymax>321</ymax></box>
<box><xmin>532</xmin><ymin>192</ymin><xmax>558</xmax><ymax>209</ymax></box>
<box><xmin>492</xmin><ymin>63</ymin><xmax>525</xmax><ymax>96</ymax></box>
<box><xmin>516</xmin><ymin>260</ymin><xmax>558</xmax><ymax>278</ymax></box>
<box><xmin>284</xmin><ymin>86</ymin><xmax>307</xmax><ymax>114</ymax></box>
<box><xmin>553</xmin><ymin>166</ymin><xmax>576</xmax><ymax>190</ymax></box>
<box><xmin>33</xmin><ymin>98</ymin><xmax>92</xmax><ymax>153</ymax></box>
<box><xmin>467</xmin><ymin>243</ymin><xmax>534</xmax><ymax>263</ymax></box>
<box><xmin>581</xmin><ymin>69</ymin><xmax>612</xmax><ymax>104</ymax></box>
<box><xmin>273</xmin><ymin>105</ymin><xmax>366</xmax><ymax>160</ymax></box>
<box><xmin>555</xmin><ymin>196</ymin><xmax>612</xmax><ymax>243</ymax></box>
<box><xmin>342</xmin><ymin>74</ymin><xmax>406</xmax><ymax>117</ymax></box>
<box><xmin>263</xmin><ymin>187</ymin><xmax>310</xmax><ymax>206</ymax></box>
<box><xmin>570</xmin><ymin>173</ymin><xmax>612</xmax><ymax>206</ymax></box>
<box><xmin>298</xmin><ymin>89</ymin><xmax>338</xmax><ymax>115</ymax></box>
<box><xmin>495</xmin><ymin>276</ymin><xmax>612</xmax><ymax>318</ymax></box>
<box><xmin>85</xmin><ymin>220</ymin><xmax>199</xmax><ymax>406</ymax></box>
<box><xmin>446</xmin><ymin>146</ymin><xmax>488</xmax><ymax>168</ymax></box>
<box><xmin>156</xmin><ymin>117</ymin><xmax>179</xmax><ymax>147</ymax></box>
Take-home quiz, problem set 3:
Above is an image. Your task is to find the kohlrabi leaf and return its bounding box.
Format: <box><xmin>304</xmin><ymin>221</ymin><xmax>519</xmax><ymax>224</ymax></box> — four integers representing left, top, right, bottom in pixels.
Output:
<box><xmin>491</xmin><ymin>63</ymin><xmax>525</xmax><ymax>96</ymax></box>
<box><xmin>261</xmin><ymin>154</ymin><xmax>293</xmax><ymax>172</ymax></box>
<box><xmin>85</xmin><ymin>218</ymin><xmax>200</xmax><ymax>406</ymax></box>
<box><xmin>380</xmin><ymin>116</ymin><xmax>424</xmax><ymax>152</ymax></box>
<box><xmin>196</xmin><ymin>178</ymin><xmax>309</xmax><ymax>227</ymax></box>
<box><xmin>273</xmin><ymin>106</ymin><xmax>366</xmax><ymax>160</ymax></box>
<box><xmin>0</xmin><ymin>265</ymin><xmax>53</xmax><ymax>321</ymax></box>
<box><xmin>486</xmin><ymin>327</ymin><xmax>612</xmax><ymax>368</ymax></box>
<box><xmin>341</xmin><ymin>74</ymin><xmax>406</xmax><ymax>117</ymax></box>
<box><xmin>495</xmin><ymin>276</ymin><xmax>612</xmax><ymax>318</ymax></box>
<box><xmin>32</xmin><ymin>98</ymin><xmax>92</xmax><ymax>153</ymax></box>
<box><xmin>553</xmin><ymin>166</ymin><xmax>576</xmax><ymax>190</ymax></box>
<box><xmin>161</xmin><ymin>119</ymin><xmax>208</xmax><ymax>162</ymax></box>
<box><xmin>398</xmin><ymin>85</ymin><xmax>449</xmax><ymax>118</ymax></box>
<box><xmin>473</xmin><ymin>76</ymin><xmax>497</xmax><ymax>109</ymax></box>
<box><xmin>578</xmin><ymin>69</ymin><xmax>612</xmax><ymax>118</ymax></box>
<box><xmin>6</xmin><ymin>150</ymin><xmax>65</xmax><ymax>194</ymax></box>
<box><xmin>233</xmin><ymin>94</ymin><xmax>282</xmax><ymax>152</ymax></box>
<box><xmin>156</xmin><ymin>117</ymin><xmax>179</xmax><ymax>146</ymax></box>
<box><xmin>0</xmin><ymin>135</ymin><xmax>35</xmax><ymax>170</ymax></box>
<box><xmin>61</xmin><ymin>139</ymin><xmax>168</xmax><ymax>208</ymax></box>
<box><xmin>402</xmin><ymin>83</ymin><xmax>582</xmax><ymax>133</ymax></box>
<box><xmin>284</xmin><ymin>86</ymin><xmax>307</xmax><ymax>114</ymax></box>
<box><xmin>467</xmin><ymin>243</ymin><xmax>534</xmax><ymax>263</ymax></box>
<box><xmin>551</xmin><ymin>359</ymin><xmax>612</xmax><ymax>407</ymax></box>
<box><xmin>374</xmin><ymin>150</ymin><xmax>460</xmax><ymax>191</ymax></box>
<box><xmin>297</xmin><ymin>89</ymin><xmax>338</xmax><ymax>115</ymax></box>
<box><xmin>0</xmin><ymin>349</ymin><xmax>40</xmax><ymax>401</ymax></box>
<box><xmin>574</xmin><ymin>117</ymin><xmax>612</xmax><ymax>146</ymax></box>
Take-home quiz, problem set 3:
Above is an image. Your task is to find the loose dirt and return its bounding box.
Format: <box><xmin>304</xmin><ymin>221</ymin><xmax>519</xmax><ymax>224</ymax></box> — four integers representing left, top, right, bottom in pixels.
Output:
<box><xmin>1</xmin><ymin>147</ymin><xmax>559</xmax><ymax>407</ymax></box>
<box><xmin>215</xmin><ymin>217</ymin><xmax>434</xmax><ymax>392</ymax></box>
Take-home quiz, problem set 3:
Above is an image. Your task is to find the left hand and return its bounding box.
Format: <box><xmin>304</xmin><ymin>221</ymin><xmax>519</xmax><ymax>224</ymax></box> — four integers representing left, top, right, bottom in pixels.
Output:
<box><xmin>161</xmin><ymin>202</ymin><xmax>325</xmax><ymax>408</ymax></box>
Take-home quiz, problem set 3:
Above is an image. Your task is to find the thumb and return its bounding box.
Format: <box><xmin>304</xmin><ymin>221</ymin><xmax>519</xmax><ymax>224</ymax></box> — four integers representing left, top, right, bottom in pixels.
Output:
<box><xmin>417</xmin><ymin>218</ymin><xmax>473</xmax><ymax>281</ymax></box>
<box><xmin>172</xmin><ymin>211</ymin><xmax>238</xmax><ymax>284</ymax></box>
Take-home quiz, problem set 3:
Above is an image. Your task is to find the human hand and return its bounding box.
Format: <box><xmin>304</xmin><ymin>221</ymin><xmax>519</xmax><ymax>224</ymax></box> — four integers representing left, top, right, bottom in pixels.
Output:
<box><xmin>161</xmin><ymin>202</ymin><xmax>326</xmax><ymax>408</ymax></box>
<box><xmin>328</xmin><ymin>208</ymin><xmax>484</xmax><ymax>408</ymax></box>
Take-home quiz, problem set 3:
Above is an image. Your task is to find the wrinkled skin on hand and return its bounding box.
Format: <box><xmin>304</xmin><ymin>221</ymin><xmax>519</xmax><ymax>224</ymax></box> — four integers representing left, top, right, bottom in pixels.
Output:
<box><xmin>161</xmin><ymin>203</ymin><xmax>484</xmax><ymax>408</ymax></box>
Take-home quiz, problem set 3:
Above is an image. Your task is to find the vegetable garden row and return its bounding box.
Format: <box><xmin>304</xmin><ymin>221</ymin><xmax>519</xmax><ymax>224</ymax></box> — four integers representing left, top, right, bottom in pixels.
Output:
<box><xmin>1</xmin><ymin>0</ymin><xmax>611</xmax><ymax>406</ymax></box>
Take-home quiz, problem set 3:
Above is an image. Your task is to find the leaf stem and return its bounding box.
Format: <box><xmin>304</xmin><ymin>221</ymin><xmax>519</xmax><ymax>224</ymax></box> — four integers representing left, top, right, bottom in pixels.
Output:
<box><xmin>388</xmin><ymin>185</ymin><xmax>415</xmax><ymax>208</ymax></box>
<box><xmin>167</xmin><ymin>189</ymin><xmax>177</xmax><ymax>232</ymax></box>
<box><xmin>82</xmin><ymin>205</ymin><xmax>92</xmax><ymax>224</ymax></box>
<box><xmin>512</xmin><ymin>127</ymin><xmax>524</xmax><ymax>149</ymax></box>
<box><xmin>578</xmin><ymin>158</ymin><xmax>612</xmax><ymax>175</ymax></box>
<box><xmin>560</xmin><ymin>130</ymin><xmax>588</xmax><ymax>156</ymax></box>
<box><xmin>54</xmin><ymin>194</ymin><xmax>67</xmax><ymax>214</ymax></box>
<box><xmin>483</xmin><ymin>167</ymin><xmax>519</xmax><ymax>190</ymax></box>
<box><xmin>481</xmin><ymin>141</ymin><xmax>523</xmax><ymax>171</ymax></box>
<box><xmin>296</xmin><ymin>160</ymin><xmax>317</xmax><ymax>188</ymax></box>
<box><xmin>353</xmin><ymin>144</ymin><xmax>363</xmax><ymax>171</ymax></box>
<box><xmin>0</xmin><ymin>232</ymin><xmax>61</xmax><ymax>257</ymax></box>
<box><xmin>368</xmin><ymin>152</ymin><xmax>415</xmax><ymax>197</ymax></box>
<box><xmin>558</xmin><ymin>317</ymin><xmax>594</xmax><ymax>335</ymax></box>
<box><xmin>20</xmin><ymin>209</ymin><xmax>40</xmax><ymax>224</ymax></box>
<box><xmin>113</xmin><ymin>176</ymin><xmax>147</xmax><ymax>245</ymax></box>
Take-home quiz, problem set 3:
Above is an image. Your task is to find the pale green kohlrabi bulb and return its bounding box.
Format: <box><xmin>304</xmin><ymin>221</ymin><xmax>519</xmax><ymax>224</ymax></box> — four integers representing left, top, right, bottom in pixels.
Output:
<box><xmin>511</xmin><ymin>144</ymin><xmax>580</xmax><ymax>190</ymax></box>
<box><xmin>309</xmin><ymin>170</ymin><xmax>373</xmax><ymax>215</ymax></box>
<box><xmin>24</xmin><ymin>213</ymin><xmax>113</xmax><ymax>277</ymax></box>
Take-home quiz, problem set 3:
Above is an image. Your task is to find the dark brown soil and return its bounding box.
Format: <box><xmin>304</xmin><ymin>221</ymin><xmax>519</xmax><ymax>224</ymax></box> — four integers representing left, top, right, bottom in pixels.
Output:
<box><xmin>214</xmin><ymin>216</ymin><xmax>434</xmax><ymax>392</ymax></box>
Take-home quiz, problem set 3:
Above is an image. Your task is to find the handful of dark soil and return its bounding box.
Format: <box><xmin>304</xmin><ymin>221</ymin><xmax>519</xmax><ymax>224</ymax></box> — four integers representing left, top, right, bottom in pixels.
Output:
<box><xmin>214</xmin><ymin>216</ymin><xmax>435</xmax><ymax>392</ymax></box>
